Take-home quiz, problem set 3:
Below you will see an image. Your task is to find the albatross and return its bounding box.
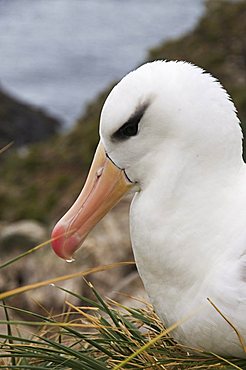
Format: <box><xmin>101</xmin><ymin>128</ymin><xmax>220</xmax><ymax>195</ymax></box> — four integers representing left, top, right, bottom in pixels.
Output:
<box><xmin>51</xmin><ymin>61</ymin><xmax>246</xmax><ymax>358</ymax></box>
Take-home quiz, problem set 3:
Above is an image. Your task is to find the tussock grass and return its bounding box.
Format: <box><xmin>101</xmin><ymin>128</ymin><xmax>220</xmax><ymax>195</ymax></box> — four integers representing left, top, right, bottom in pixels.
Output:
<box><xmin>0</xmin><ymin>242</ymin><xmax>246</xmax><ymax>369</ymax></box>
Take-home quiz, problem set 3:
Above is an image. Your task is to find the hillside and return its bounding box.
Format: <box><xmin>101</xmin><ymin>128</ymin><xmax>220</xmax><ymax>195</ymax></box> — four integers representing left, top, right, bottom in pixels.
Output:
<box><xmin>0</xmin><ymin>0</ymin><xmax>245</xmax><ymax>224</ymax></box>
<box><xmin>0</xmin><ymin>88</ymin><xmax>60</xmax><ymax>148</ymax></box>
<box><xmin>148</xmin><ymin>0</ymin><xmax>246</xmax><ymax>131</ymax></box>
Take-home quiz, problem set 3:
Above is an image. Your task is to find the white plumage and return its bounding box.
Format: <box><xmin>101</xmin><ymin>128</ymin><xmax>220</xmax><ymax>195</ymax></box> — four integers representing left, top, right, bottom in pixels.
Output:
<box><xmin>52</xmin><ymin>60</ymin><xmax>246</xmax><ymax>357</ymax></box>
<box><xmin>100</xmin><ymin>61</ymin><xmax>246</xmax><ymax>357</ymax></box>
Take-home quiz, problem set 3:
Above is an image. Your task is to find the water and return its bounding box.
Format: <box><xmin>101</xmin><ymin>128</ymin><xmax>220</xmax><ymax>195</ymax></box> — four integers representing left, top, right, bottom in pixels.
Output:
<box><xmin>0</xmin><ymin>0</ymin><xmax>204</xmax><ymax>127</ymax></box>
<box><xmin>66</xmin><ymin>258</ymin><xmax>75</xmax><ymax>263</ymax></box>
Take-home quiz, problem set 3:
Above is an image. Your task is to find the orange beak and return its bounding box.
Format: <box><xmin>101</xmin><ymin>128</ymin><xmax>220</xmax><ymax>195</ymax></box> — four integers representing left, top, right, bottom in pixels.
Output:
<box><xmin>51</xmin><ymin>141</ymin><xmax>133</xmax><ymax>260</ymax></box>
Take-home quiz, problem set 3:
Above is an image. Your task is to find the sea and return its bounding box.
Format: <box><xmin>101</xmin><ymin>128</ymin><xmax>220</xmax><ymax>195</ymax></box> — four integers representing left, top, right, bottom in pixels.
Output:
<box><xmin>0</xmin><ymin>0</ymin><xmax>205</xmax><ymax>128</ymax></box>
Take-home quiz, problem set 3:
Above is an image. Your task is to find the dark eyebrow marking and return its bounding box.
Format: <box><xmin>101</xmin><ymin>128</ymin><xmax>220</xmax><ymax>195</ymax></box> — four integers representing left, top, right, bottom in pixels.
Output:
<box><xmin>111</xmin><ymin>103</ymin><xmax>149</xmax><ymax>141</ymax></box>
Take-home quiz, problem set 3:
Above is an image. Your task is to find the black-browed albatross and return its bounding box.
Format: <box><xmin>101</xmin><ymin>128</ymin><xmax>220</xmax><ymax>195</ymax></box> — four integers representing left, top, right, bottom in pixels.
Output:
<box><xmin>51</xmin><ymin>61</ymin><xmax>246</xmax><ymax>358</ymax></box>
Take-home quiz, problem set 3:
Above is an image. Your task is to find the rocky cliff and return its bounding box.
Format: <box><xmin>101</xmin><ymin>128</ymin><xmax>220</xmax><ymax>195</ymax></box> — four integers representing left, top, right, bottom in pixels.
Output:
<box><xmin>0</xmin><ymin>88</ymin><xmax>60</xmax><ymax>149</ymax></box>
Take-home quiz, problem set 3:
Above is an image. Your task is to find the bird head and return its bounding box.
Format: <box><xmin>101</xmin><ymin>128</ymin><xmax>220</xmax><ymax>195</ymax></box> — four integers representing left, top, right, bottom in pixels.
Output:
<box><xmin>51</xmin><ymin>60</ymin><xmax>242</xmax><ymax>260</ymax></box>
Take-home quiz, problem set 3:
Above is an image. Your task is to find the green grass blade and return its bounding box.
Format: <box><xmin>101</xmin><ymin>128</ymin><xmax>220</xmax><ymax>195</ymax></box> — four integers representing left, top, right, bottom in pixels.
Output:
<box><xmin>52</xmin><ymin>284</ymin><xmax>104</xmax><ymax>310</ymax></box>
<box><xmin>2</xmin><ymin>300</ymin><xmax>16</xmax><ymax>367</ymax></box>
<box><xmin>38</xmin><ymin>335</ymin><xmax>108</xmax><ymax>370</ymax></box>
<box><xmin>113</xmin><ymin>310</ymin><xmax>202</xmax><ymax>370</ymax></box>
<box><xmin>0</xmin><ymin>239</ymin><xmax>50</xmax><ymax>270</ymax></box>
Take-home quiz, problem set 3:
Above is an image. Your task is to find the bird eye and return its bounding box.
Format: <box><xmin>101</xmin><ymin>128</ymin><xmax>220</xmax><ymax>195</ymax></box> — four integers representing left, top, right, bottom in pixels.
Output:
<box><xmin>119</xmin><ymin>118</ymin><xmax>139</xmax><ymax>137</ymax></box>
<box><xmin>112</xmin><ymin>103</ymin><xmax>148</xmax><ymax>141</ymax></box>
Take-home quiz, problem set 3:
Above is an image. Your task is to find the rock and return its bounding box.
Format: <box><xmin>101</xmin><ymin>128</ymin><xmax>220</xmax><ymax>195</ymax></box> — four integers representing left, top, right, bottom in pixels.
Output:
<box><xmin>0</xmin><ymin>88</ymin><xmax>60</xmax><ymax>149</ymax></box>
<box><xmin>0</xmin><ymin>220</ymin><xmax>47</xmax><ymax>253</ymax></box>
<box><xmin>0</xmin><ymin>200</ymin><xmax>146</xmax><ymax>318</ymax></box>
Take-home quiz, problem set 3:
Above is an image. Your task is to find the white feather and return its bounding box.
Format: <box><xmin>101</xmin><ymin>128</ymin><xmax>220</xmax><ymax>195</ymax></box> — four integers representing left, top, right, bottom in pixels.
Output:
<box><xmin>100</xmin><ymin>60</ymin><xmax>246</xmax><ymax>357</ymax></box>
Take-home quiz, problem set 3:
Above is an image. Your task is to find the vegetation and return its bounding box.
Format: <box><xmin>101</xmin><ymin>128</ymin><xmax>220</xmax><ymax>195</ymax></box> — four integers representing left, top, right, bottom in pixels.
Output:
<box><xmin>148</xmin><ymin>0</ymin><xmax>246</xmax><ymax>139</ymax></box>
<box><xmin>0</xmin><ymin>89</ymin><xmax>59</xmax><ymax>149</ymax></box>
<box><xmin>0</xmin><ymin>243</ymin><xmax>245</xmax><ymax>369</ymax></box>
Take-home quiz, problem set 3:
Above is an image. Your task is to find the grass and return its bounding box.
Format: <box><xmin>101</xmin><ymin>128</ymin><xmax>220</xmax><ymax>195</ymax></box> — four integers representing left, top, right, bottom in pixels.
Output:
<box><xmin>0</xmin><ymin>241</ymin><xmax>246</xmax><ymax>369</ymax></box>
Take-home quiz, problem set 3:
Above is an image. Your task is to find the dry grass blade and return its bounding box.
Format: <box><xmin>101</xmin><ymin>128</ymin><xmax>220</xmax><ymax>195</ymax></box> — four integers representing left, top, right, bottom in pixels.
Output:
<box><xmin>207</xmin><ymin>298</ymin><xmax>246</xmax><ymax>353</ymax></box>
<box><xmin>0</xmin><ymin>320</ymin><xmax>109</xmax><ymax>328</ymax></box>
<box><xmin>112</xmin><ymin>306</ymin><xmax>204</xmax><ymax>370</ymax></box>
<box><xmin>0</xmin><ymin>261</ymin><xmax>135</xmax><ymax>300</ymax></box>
<box><xmin>0</xmin><ymin>283</ymin><xmax>246</xmax><ymax>369</ymax></box>
<box><xmin>0</xmin><ymin>241</ymin><xmax>245</xmax><ymax>369</ymax></box>
<box><xmin>209</xmin><ymin>353</ymin><xmax>244</xmax><ymax>370</ymax></box>
<box><xmin>0</xmin><ymin>142</ymin><xmax>13</xmax><ymax>155</ymax></box>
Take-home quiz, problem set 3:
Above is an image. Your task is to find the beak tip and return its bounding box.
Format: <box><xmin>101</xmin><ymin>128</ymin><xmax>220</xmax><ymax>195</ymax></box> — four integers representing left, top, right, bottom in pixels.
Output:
<box><xmin>51</xmin><ymin>225</ymin><xmax>66</xmax><ymax>259</ymax></box>
<box><xmin>51</xmin><ymin>224</ymin><xmax>82</xmax><ymax>261</ymax></box>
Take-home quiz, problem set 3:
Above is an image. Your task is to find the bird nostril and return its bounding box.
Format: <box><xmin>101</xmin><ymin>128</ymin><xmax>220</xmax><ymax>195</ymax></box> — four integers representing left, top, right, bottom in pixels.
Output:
<box><xmin>96</xmin><ymin>167</ymin><xmax>104</xmax><ymax>178</ymax></box>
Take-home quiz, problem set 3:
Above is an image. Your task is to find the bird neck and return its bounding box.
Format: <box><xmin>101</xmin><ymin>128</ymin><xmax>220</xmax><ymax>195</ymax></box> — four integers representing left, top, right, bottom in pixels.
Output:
<box><xmin>139</xmin><ymin>135</ymin><xmax>244</xmax><ymax>193</ymax></box>
<box><xmin>130</xmin><ymin>140</ymin><xmax>245</xmax><ymax>288</ymax></box>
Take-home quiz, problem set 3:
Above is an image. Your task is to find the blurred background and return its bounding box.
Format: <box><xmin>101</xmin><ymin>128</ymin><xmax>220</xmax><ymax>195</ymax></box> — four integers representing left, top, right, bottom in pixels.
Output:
<box><xmin>0</xmin><ymin>0</ymin><xmax>245</xmax><ymax>319</ymax></box>
<box><xmin>0</xmin><ymin>0</ymin><xmax>204</xmax><ymax>127</ymax></box>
